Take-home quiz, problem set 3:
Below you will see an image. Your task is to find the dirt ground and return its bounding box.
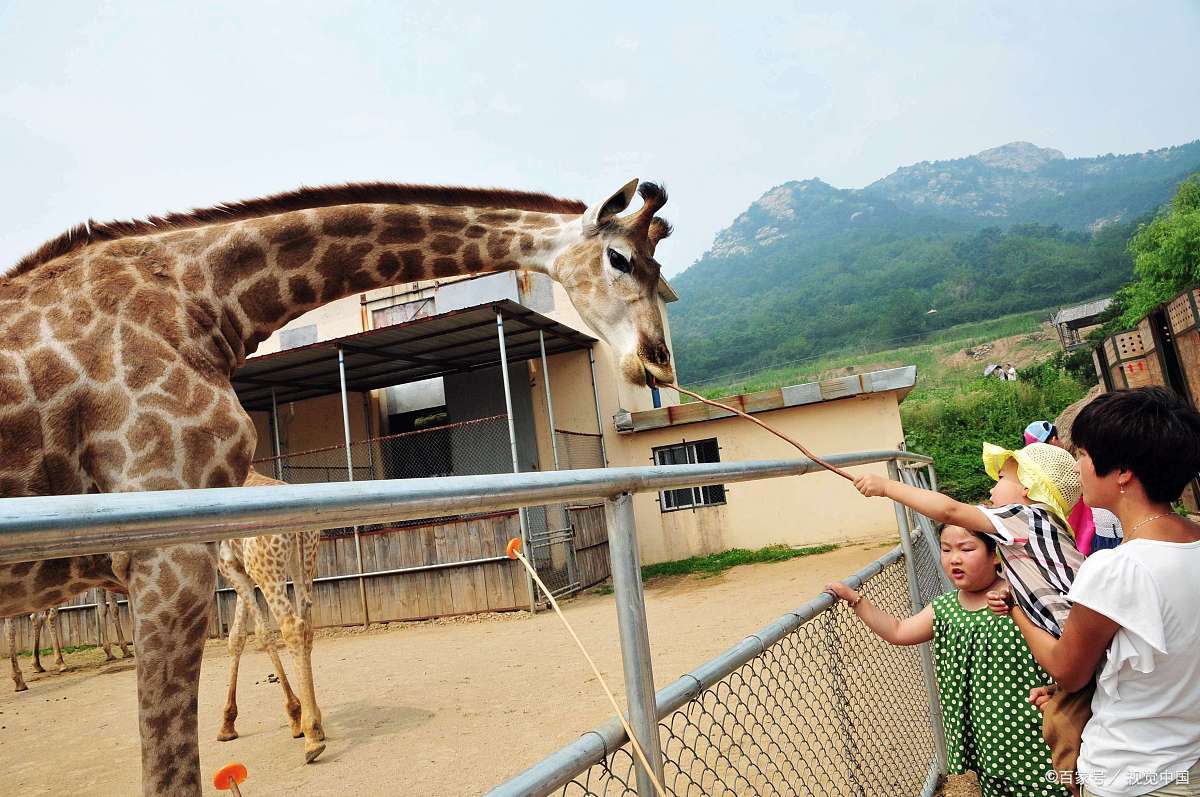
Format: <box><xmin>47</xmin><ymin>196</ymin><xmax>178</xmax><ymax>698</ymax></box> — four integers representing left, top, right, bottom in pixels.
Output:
<box><xmin>0</xmin><ymin>539</ymin><xmax>976</xmax><ymax>796</ymax></box>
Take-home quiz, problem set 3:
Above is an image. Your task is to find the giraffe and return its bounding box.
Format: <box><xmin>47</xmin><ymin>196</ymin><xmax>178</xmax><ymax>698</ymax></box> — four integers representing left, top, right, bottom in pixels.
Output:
<box><xmin>4</xmin><ymin>609</ymin><xmax>65</xmax><ymax>692</ymax></box>
<box><xmin>97</xmin><ymin>588</ymin><xmax>133</xmax><ymax>660</ymax></box>
<box><xmin>0</xmin><ymin>178</ymin><xmax>675</xmax><ymax>796</ymax></box>
<box><xmin>5</xmin><ymin>587</ymin><xmax>133</xmax><ymax>692</ymax></box>
<box><xmin>216</xmin><ymin>470</ymin><xmax>325</xmax><ymax>764</ymax></box>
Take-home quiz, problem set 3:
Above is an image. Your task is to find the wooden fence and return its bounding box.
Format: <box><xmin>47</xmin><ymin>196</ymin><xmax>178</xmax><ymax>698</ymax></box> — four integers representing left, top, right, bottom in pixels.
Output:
<box><xmin>3</xmin><ymin>504</ymin><xmax>609</xmax><ymax>655</ymax></box>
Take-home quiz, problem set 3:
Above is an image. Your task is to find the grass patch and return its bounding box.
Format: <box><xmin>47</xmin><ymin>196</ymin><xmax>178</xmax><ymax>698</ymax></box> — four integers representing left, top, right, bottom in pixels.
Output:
<box><xmin>692</xmin><ymin>309</ymin><xmax>1055</xmax><ymax>404</ymax></box>
<box><xmin>640</xmin><ymin>543</ymin><xmax>838</xmax><ymax>581</ymax></box>
<box><xmin>17</xmin><ymin>644</ymin><xmax>97</xmax><ymax>657</ymax></box>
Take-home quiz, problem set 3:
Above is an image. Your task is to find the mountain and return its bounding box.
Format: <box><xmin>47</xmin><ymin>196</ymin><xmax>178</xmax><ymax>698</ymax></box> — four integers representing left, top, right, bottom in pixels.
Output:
<box><xmin>670</xmin><ymin>140</ymin><xmax>1200</xmax><ymax>382</ymax></box>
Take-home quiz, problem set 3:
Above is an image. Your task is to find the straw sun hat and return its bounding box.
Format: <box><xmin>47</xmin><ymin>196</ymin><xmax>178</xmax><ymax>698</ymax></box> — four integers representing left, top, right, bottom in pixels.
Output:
<box><xmin>982</xmin><ymin>442</ymin><xmax>1082</xmax><ymax>530</ymax></box>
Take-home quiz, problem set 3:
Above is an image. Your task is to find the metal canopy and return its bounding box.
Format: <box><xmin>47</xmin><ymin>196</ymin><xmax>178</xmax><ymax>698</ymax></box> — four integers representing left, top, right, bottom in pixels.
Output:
<box><xmin>234</xmin><ymin>299</ymin><xmax>595</xmax><ymax>411</ymax></box>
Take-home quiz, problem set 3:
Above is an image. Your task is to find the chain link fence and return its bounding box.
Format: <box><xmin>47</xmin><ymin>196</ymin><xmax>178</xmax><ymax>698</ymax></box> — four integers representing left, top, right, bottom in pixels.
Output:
<box><xmin>492</xmin><ymin>477</ymin><xmax>948</xmax><ymax>797</ymax></box>
<box><xmin>555</xmin><ymin>429</ymin><xmax>606</xmax><ymax>470</ymax></box>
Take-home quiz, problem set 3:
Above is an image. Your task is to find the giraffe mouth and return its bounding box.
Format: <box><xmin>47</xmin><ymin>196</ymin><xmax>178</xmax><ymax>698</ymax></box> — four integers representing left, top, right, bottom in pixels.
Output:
<box><xmin>644</xmin><ymin>368</ymin><xmax>657</xmax><ymax>388</ymax></box>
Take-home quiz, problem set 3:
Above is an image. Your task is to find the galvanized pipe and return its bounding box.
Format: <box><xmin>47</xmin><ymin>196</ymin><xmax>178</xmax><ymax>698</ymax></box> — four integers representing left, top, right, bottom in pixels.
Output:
<box><xmin>497</xmin><ymin>310</ymin><xmax>536</xmax><ymax>614</ymax></box>
<box><xmin>0</xmin><ymin>452</ymin><xmax>930</xmax><ymax>565</ymax></box>
<box><xmin>538</xmin><ymin>330</ymin><xmax>562</xmax><ymax>472</ymax></box>
<box><xmin>338</xmin><ymin>346</ymin><xmax>371</xmax><ymax>628</ymax></box>
<box><xmin>587</xmin><ymin>348</ymin><xmax>609</xmax><ymax>467</ymax></box>
<box><xmin>605</xmin><ymin>492</ymin><xmax>665</xmax><ymax>794</ymax></box>
<box><xmin>270</xmin><ymin>387</ymin><xmax>284</xmax><ymax>481</ymax></box>
<box><xmin>888</xmin><ymin>460</ymin><xmax>948</xmax><ymax>778</ymax></box>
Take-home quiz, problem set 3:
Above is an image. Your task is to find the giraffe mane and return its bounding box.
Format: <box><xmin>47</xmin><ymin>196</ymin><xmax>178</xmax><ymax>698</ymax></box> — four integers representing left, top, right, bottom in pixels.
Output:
<box><xmin>7</xmin><ymin>182</ymin><xmax>588</xmax><ymax>276</ymax></box>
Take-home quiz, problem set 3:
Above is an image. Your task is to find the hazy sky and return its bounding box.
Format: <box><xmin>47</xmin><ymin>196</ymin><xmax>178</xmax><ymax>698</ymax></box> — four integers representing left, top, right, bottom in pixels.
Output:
<box><xmin>2</xmin><ymin>2</ymin><xmax>1198</xmax><ymax>277</ymax></box>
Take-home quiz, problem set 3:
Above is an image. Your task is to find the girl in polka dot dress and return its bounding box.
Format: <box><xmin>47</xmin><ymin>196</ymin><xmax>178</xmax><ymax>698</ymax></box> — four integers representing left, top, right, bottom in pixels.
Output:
<box><xmin>828</xmin><ymin>524</ymin><xmax>1068</xmax><ymax>797</ymax></box>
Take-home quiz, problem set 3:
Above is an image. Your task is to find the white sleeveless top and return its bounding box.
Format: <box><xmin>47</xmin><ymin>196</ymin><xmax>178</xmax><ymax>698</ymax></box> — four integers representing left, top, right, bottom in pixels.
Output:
<box><xmin>1069</xmin><ymin>538</ymin><xmax>1200</xmax><ymax>797</ymax></box>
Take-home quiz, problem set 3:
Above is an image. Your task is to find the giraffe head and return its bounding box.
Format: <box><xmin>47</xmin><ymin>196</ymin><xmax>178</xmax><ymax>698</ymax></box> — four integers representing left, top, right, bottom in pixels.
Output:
<box><xmin>553</xmin><ymin>179</ymin><xmax>675</xmax><ymax>387</ymax></box>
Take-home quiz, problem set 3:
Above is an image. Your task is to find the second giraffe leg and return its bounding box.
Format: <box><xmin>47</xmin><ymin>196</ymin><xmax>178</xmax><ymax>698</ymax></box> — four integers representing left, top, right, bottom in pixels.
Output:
<box><xmin>97</xmin><ymin>589</ymin><xmax>116</xmax><ymax>660</ymax></box>
<box><xmin>30</xmin><ymin>611</ymin><xmax>45</xmax><ymax>673</ymax></box>
<box><xmin>7</xmin><ymin>619</ymin><xmax>27</xmax><ymax>692</ymax></box>
<box><xmin>222</xmin><ymin>562</ymin><xmax>304</xmax><ymax>739</ymax></box>
<box><xmin>109</xmin><ymin>592</ymin><xmax>132</xmax><ymax>657</ymax></box>
<box><xmin>217</xmin><ymin>589</ymin><xmax>249</xmax><ymax>742</ymax></box>
<box><xmin>262</xmin><ymin>575</ymin><xmax>325</xmax><ymax>762</ymax></box>
<box><xmin>47</xmin><ymin>608</ymin><xmax>66</xmax><ymax>672</ymax></box>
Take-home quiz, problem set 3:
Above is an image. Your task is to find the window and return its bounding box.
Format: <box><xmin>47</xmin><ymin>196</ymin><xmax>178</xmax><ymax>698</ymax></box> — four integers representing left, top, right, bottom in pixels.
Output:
<box><xmin>373</xmin><ymin>298</ymin><xmax>434</xmax><ymax>329</ymax></box>
<box><xmin>652</xmin><ymin>438</ymin><xmax>726</xmax><ymax>512</ymax></box>
<box><xmin>279</xmin><ymin>324</ymin><xmax>318</xmax><ymax>351</ymax></box>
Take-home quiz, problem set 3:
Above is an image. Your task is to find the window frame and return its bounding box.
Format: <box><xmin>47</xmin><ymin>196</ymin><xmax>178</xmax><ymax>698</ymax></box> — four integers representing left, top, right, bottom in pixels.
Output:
<box><xmin>652</xmin><ymin>438</ymin><xmax>727</xmax><ymax>513</ymax></box>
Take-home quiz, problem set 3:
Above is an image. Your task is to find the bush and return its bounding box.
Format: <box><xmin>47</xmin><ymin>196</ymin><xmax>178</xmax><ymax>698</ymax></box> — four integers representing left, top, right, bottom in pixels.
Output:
<box><xmin>902</xmin><ymin>366</ymin><xmax>1089</xmax><ymax>502</ymax></box>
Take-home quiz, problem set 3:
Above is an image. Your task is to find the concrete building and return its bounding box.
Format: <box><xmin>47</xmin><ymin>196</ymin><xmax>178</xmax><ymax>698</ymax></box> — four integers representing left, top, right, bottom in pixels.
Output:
<box><xmin>235</xmin><ymin>270</ymin><xmax>916</xmax><ymax>585</ymax></box>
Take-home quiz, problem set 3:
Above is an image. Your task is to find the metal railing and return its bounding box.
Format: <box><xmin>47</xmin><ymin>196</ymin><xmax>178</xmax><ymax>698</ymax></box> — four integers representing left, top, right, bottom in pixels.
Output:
<box><xmin>0</xmin><ymin>449</ymin><xmax>944</xmax><ymax>796</ymax></box>
<box><xmin>488</xmin><ymin>458</ymin><xmax>947</xmax><ymax>797</ymax></box>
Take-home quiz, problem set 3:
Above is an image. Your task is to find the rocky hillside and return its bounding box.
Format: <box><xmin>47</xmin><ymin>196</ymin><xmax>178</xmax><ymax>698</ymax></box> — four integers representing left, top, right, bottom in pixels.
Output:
<box><xmin>670</xmin><ymin>139</ymin><xmax>1200</xmax><ymax>383</ymax></box>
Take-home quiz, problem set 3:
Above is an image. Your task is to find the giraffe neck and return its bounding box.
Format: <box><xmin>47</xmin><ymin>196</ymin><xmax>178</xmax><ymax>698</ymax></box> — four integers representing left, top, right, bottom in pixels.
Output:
<box><xmin>190</xmin><ymin>202</ymin><xmax>579</xmax><ymax>369</ymax></box>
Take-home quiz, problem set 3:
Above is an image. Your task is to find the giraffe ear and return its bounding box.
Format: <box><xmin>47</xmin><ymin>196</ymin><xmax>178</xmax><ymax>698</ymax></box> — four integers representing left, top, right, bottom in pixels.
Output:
<box><xmin>581</xmin><ymin>179</ymin><xmax>639</xmax><ymax>230</ymax></box>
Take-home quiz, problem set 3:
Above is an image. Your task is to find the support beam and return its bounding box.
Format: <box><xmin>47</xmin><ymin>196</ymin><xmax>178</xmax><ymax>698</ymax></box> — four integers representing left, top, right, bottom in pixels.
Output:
<box><xmin>497</xmin><ymin>311</ymin><xmax>537</xmax><ymax>614</ymax></box>
<box><xmin>539</xmin><ymin>331</ymin><xmax>561</xmax><ymax>472</ymax></box>
<box><xmin>606</xmin><ymin>492</ymin><xmax>665</xmax><ymax>794</ymax></box>
<box><xmin>270</xmin><ymin>387</ymin><xmax>284</xmax><ymax>481</ymax></box>
<box><xmin>888</xmin><ymin>460</ymin><xmax>948</xmax><ymax>778</ymax></box>
<box><xmin>338</xmin><ymin>347</ymin><xmax>370</xmax><ymax>628</ymax></box>
<box><xmin>588</xmin><ymin>348</ymin><xmax>609</xmax><ymax>468</ymax></box>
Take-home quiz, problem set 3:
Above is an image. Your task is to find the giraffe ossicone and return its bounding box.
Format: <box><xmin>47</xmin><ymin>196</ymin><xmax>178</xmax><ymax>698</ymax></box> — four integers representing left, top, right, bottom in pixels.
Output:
<box><xmin>0</xmin><ymin>179</ymin><xmax>675</xmax><ymax>795</ymax></box>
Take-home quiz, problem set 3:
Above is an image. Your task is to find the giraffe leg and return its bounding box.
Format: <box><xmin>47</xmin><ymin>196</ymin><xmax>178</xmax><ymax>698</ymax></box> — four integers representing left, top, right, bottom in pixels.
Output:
<box><xmin>262</xmin><ymin>556</ymin><xmax>325</xmax><ymax>762</ymax></box>
<box><xmin>7</xmin><ymin>618</ymin><xmax>28</xmax><ymax>692</ymax></box>
<box><xmin>217</xmin><ymin>580</ymin><xmax>249</xmax><ymax>742</ymax></box>
<box><xmin>47</xmin><ymin>608</ymin><xmax>66</xmax><ymax>672</ymax></box>
<box><xmin>97</xmin><ymin>589</ymin><xmax>117</xmax><ymax>661</ymax></box>
<box><xmin>127</xmin><ymin>544</ymin><xmax>215</xmax><ymax>797</ymax></box>
<box><xmin>109</xmin><ymin>592</ymin><xmax>132</xmax><ymax>657</ymax></box>
<box><xmin>31</xmin><ymin>611</ymin><xmax>45</xmax><ymax>673</ymax></box>
<box><xmin>221</xmin><ymin>557</ymin><xmax>305</xmax><ymax>739</ymax></box>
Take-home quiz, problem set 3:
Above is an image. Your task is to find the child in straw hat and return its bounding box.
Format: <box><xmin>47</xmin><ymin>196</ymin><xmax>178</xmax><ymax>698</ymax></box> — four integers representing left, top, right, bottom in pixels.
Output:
<box><xmin>854</xmin><ymin>441</ymin><xmax>1090</xmax><ymax>791</ymax></box>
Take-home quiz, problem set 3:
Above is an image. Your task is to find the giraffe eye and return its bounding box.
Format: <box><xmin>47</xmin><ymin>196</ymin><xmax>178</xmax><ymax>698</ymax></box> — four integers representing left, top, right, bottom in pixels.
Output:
<box><xmin>607</xmin><ymin>248</ymin><xmax>632</xmax><ymax>274</ymax></box>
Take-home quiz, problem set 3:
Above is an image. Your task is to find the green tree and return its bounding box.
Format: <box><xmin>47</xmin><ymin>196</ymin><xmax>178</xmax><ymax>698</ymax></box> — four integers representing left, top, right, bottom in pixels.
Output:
<box><xmin>1121</xmin><ymin>174</ymin><xmax>1200</xmax><ymax>324</ymax></box>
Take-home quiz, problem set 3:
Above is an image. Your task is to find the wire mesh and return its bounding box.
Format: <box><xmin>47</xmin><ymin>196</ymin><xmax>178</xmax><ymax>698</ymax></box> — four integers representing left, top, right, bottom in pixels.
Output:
<box><xmin>551</xmin><ymin>533</ymin><xmax>943</xmax><ymax>797</ymax></box>
<box><xmin>555</xmin><ymin>429</ymin><xmax>605</xmax><ymax>470</ymax></box>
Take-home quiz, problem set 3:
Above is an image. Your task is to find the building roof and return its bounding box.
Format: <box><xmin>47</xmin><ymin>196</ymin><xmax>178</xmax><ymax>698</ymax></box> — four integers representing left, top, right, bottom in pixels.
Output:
<box><xmin>1052</xmin><ymin>298</ymin><xmax>1111</xmax><ymax>328</ymax></box>
<box><xmin>234</xmin><ymin>299</ymin><xmax>594</xmax><ymax>411</ymax></box>
<box><xmin>615</xmin><ymin>366</ymin><xmax>917</xmax><ymax>433</ymax></box>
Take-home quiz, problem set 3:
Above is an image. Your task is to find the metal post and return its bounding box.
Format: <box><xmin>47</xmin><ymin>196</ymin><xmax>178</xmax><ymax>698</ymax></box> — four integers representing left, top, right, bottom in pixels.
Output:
<box><xmin>497</xmin><ymin>311</ymin><xmax>537</xmax><ymax>613</ymax></box>
<box><xmin>362</xmin><ymin>393</ymin><xmax>377</xmax><ymax>480</ymax></box>
<box><xmin>338</xmin><ymin>348</ymin><xmax>370</xmax><ymax>628</ymax></box>
<box><xmin>605</xmin><ymin>491</ymin><xmax>664</xmax><ymax>795</ymax></box>
<box><xmin>538</xmin><ymin>330</ymin><xmax>561</xmax><ymax>472</ymax></box>
<box><xmin>888</xmin><ymin>459</ymin><xmax>948</xmax><ymax>776</ymax></box>
<box><xmin>270</xmin><ymin>387</ymin><xmax>284</xmax><ymax>481</ymax></box>
<box><xmin>587</xmin><ymin>348</ymin><xmax>609</xmax><ymax>468</ymax></box>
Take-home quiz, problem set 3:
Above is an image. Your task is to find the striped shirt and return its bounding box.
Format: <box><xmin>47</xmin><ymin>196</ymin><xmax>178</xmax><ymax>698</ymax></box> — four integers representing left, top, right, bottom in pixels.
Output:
<box><xmin>978</xmin><ymin>503</ymin><xmax>1085</xmax><ymax>638</ymax></box>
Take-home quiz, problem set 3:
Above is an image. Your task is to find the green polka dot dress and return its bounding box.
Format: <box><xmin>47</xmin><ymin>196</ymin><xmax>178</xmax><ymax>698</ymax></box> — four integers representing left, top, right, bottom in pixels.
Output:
<box><xmin>932</xmin><ymin>591</ymin><xmax>1068</xmax><ymax>797</ymax></box>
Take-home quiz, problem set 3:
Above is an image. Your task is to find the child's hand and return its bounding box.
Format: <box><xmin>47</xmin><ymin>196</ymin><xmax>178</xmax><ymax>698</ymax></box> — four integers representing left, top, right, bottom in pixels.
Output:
<box><xmin>825</xmin><ymin>582</ymin><xmax>860</xmax><ymax>605</ymax></box>
<box><xmin>1029</xmin><ymin>684</ymin><xmax>1057</xmax><ymax>712</ymax></box>
<box><xmin>986</xmin><ymin>584</ymin><xmax>1014</xmax><ymax>616</ymax></box>
<box><xmin>853</xmin><ymin>474</ymin><xmax>891</xmax><ymax>498</ymax></box>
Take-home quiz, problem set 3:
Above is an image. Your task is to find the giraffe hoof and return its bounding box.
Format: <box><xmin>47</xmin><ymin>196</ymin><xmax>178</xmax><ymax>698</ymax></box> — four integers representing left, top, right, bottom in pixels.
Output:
<box><xmin>32</xmin><ymin>664</ymin><xmax>45</xmax><ymax>674</ymax></box>
<box><xmin>304</xmin><ymin>742</ymin><xmax>326</xmax><ymax>764</ymax></box>
<box><xmin>13</xmin><ymin>683</ymin><xmax>28</xmax><ymax>693</ymax></box>
<box><xmin>104</xmin><ymin>653</ymin><xmax>117</xmax><ymax>662</ymax></box>
<box><xmin>291</xmin><ymin>726</ymin><xmax>305</xmax><ymax>739</ymax></box>
<box><xmin>217</xmin><ymin>729</ymin><xmax>239</xmax><ymax>742</ymax></box>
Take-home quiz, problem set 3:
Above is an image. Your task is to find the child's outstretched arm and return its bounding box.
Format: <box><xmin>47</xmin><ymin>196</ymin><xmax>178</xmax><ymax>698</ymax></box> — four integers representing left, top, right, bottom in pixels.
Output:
<box><xmin>826</xmin><ymin>582</ymin><xmax>933</xmax><ymax>646</ymax></box>
<box><xmin>854</xmin><ymin>473</ymin><xmax>992</xmax><ymax>533</ymax></box>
